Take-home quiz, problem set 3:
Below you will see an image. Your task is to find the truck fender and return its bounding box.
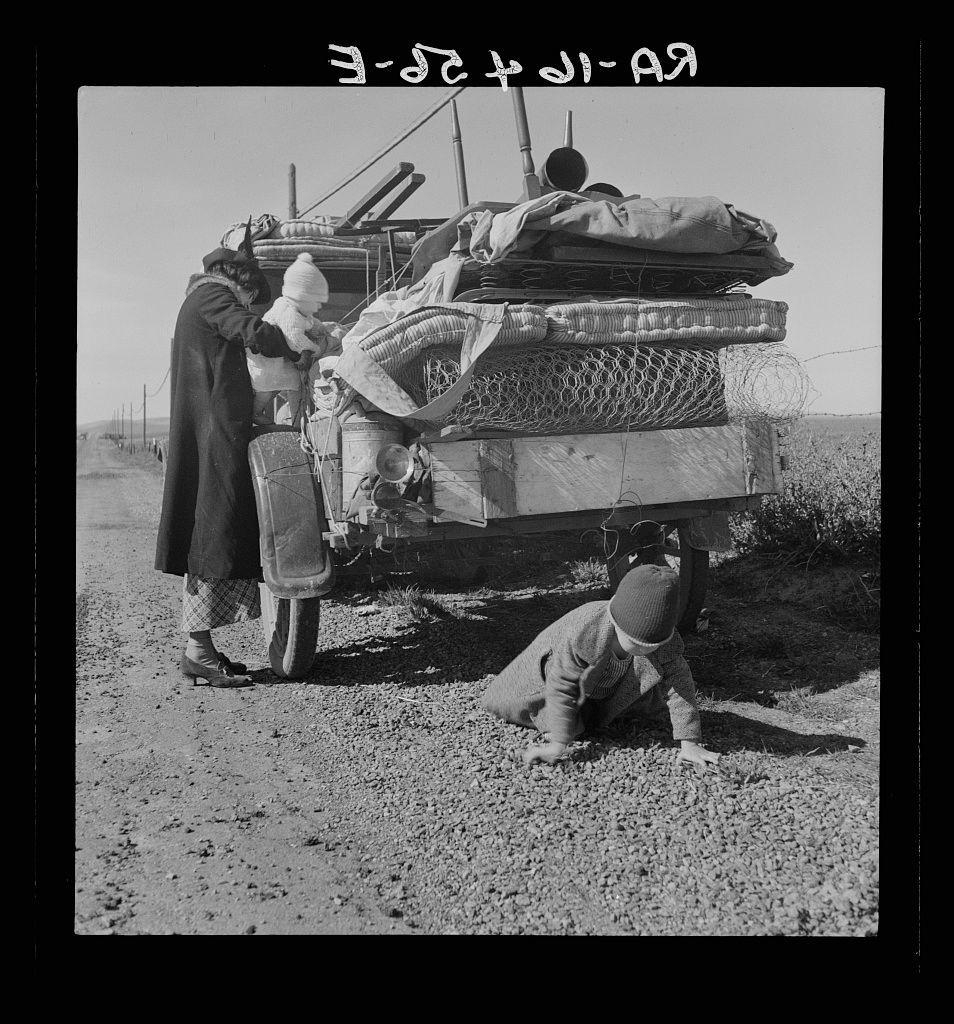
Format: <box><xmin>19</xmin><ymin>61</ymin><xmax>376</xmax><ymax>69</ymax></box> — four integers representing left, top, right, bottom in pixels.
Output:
<box><xmin>248</xmin><ymin>432</ymin><xmax>335</xmax><ymax>599</ymax></box>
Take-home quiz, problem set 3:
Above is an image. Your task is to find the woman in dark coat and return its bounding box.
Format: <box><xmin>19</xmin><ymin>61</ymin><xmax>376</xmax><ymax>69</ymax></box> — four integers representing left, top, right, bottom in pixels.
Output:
<box><xmin>155</xmin><ymin>242</ymin><xmax>306</xmax><ymax>687</ymax></box>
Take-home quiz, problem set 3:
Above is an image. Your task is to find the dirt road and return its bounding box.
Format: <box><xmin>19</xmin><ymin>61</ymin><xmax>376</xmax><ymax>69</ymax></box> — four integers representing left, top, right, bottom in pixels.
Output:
<box><xmin>75</xmin><ymin>438</ymin><xmax>413</xmax><ymax>935</ymax></box>
<box><xmin>75</xmin><ymin>437</ymin><xmax>880</xmax><ymax>936</ymax></box>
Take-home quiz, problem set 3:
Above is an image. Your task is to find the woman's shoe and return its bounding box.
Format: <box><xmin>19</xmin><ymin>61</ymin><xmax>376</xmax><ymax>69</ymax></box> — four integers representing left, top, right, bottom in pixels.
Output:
<box><xmin>216</xmin><ymin>654</ymin><xmax>248</xmax><ymax>674</ymax></box>
<box><xmin>179</xmin><ymin>654</ymin><xmax>254</xmax><ymax>688</ymax></box>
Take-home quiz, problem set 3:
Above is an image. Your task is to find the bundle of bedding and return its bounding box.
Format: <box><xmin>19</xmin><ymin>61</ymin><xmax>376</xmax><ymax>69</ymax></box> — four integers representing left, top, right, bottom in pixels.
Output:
<box><xmin>344</xmin><ymin>304</ymin><xmax>549</xmax><ymax>379</ymax></box>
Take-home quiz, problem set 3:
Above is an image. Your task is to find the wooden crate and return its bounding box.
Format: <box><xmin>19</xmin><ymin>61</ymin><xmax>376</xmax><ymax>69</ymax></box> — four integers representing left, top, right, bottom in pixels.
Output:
<box><xmin>427</xmin><ymin>421</ymin><xmax>780</xmax><ymax>525</ymax></box>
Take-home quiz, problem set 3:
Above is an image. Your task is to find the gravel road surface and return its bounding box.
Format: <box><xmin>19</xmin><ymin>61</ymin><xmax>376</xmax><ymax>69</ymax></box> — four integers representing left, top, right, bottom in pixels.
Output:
<box><xmin>75</xmin><ymin>437</ymin><xmax>878</xmax><ymax>935</ymax></box>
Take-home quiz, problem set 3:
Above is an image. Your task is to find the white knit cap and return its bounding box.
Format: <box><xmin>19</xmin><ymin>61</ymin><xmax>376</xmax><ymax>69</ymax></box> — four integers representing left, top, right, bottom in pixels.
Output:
<box><xmin>282</xmin><ymin>253</ymin><xmax>329</xmax><ymax>304</ymax></box>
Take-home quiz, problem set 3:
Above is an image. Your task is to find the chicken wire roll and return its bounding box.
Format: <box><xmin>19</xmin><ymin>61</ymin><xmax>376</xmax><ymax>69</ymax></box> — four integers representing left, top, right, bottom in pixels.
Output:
<box><xmin>396</xmin><ymin>343</ymin><xmax>729</xmax><ymax>434</ymax></box>
<box><xmin>395</xmin><ymin>340</ymin><xmax>810</xmax><ymax>436</ymax></box>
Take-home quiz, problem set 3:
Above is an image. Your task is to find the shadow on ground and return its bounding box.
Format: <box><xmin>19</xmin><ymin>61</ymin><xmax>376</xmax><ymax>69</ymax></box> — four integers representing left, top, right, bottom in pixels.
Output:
<box><xmin>593</xmin><ymin>710</ymin><xmax>866</xmax><ymax>758</ymax></box>
<box><xmin>685</xmin><ymin>553</ymin><xmax>880</xmax><ymax>708</ymax></box>
<box><xmin>302</xmin><ymin>553</ymin><xmax>878</xmax><ymax>718</ymax></box>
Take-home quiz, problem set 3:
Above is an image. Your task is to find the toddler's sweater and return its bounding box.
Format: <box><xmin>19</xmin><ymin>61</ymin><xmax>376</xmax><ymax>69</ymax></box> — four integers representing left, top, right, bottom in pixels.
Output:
<box><xmin>247</xmin><ymin>296</ymin><xmax>323</xmax><ymax>393</ymax></box>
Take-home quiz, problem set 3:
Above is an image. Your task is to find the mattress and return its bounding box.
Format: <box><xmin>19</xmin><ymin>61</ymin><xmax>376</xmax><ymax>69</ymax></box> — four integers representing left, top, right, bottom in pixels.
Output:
<box><xmin>543</xmin><ymin>294</ymin><xmax>787</xmax><ymax>348</ymax></box>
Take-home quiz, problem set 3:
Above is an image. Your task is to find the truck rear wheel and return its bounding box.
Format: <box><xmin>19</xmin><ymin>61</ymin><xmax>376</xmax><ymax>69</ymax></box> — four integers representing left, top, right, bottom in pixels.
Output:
<box><xmin>259</xmin><ymin>585</ymin><xmax>321</xmax><ymax>679</ymax></box>
<box><xmin>664</xmin><ymin>525</ymin><xmax>709</xmax><ymax>635</ymax></box>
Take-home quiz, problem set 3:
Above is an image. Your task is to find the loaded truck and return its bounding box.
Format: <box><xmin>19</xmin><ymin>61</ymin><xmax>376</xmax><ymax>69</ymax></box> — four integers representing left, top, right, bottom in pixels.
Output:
<box><xmin>241</xmin><ymin>89</ymin><xmax>794</xmax><ymax>678</ymax></box>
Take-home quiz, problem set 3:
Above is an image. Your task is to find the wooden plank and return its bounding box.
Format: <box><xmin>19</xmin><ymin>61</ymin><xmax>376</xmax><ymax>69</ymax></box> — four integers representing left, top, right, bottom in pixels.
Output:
<box><xmin>429</xmin><ymin>441</ymin><xmax>485</xmax><ymax>523</ymax></box>
<box><xmin>512</xmin><ymin>426</ymin><xmax>753</xmax><ymax>516</ymax></box>
<box><xmin>742</xmin><ymin>418</ymin><xmax>780</xmax><ymax>495</ymax></box>
<box><xmin>341</xmin><ymin>163</ymin><xmax>415</xmax><ymax>228</ymax></box>
<box><xmin>374</xmin><ymin>175</ymin><xmax>426</xmax><ymax>221</ymax></box>
<box><xmin>478</xmin><ymin>439</ymin><xmax>518</xmax><ymax>519</ymax></box>
<box><xmin>429</xmin><ymin>424</ymin><xmax>772</xmax><ymax>520</ymax></box>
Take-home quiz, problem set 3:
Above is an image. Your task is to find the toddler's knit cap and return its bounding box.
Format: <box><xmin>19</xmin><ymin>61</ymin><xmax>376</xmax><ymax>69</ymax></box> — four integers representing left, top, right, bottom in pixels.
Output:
<box><xmin>608</xmin><ymin>564</ymin><xmax>681</xmax><ymax>644</ymax></box>
<box><xmin>283</xmin><ymin>253</ymin><xmax>329</xmax><ymax>304</ymax></box>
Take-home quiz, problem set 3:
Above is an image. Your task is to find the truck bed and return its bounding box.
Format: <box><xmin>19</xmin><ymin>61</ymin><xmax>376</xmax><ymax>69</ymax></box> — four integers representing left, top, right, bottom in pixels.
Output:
<box><xmin>425</xmin><ymin>420</ymin><xmax>781</xmax><ymax>526</ymax></box>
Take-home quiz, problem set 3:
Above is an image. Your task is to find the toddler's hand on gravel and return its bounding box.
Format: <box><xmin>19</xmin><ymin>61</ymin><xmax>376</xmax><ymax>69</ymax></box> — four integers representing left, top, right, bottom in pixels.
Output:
<box><xmin>522</xmin><ymin>741</ymin><xmax>568</xmax><ymax>766</ymax></box>
<box><xmin>677</xmin><ymin>741</ymin><xmax>720</xmax><ymax>770</ymax></box>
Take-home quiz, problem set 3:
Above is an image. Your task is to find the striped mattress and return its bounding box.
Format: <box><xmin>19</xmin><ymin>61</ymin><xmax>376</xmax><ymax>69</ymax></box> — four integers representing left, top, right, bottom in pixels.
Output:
<box><xmin>253</xmin><ymin>238</ymin><xmax>368</xmax><ymax>260</ymax></box>
<box><xmin>253</xmin><ymin>236</ymin><xmax>413</xmax><ymax>260</ymax></box>
<box><xmin>543</xmin><ymin>294</ymin><xmax>788</xmax><ymax>348</ymax></box>
<box><xmin>349</xmin><ymin>305</ymin><xmax>549</xmax><ymax>377</ymax></box>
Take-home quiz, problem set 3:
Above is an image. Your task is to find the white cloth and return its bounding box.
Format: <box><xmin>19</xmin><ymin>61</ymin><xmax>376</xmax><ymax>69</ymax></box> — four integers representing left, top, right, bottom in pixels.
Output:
<box><xmin>247</xmin><ymin>296</ymin><xmax>323</xmax><ymax>393</ymax></box>
<box><xmin>341</xmin><ymin>255</ymin><xmax>466</xmax><ymax>350</ymax></box>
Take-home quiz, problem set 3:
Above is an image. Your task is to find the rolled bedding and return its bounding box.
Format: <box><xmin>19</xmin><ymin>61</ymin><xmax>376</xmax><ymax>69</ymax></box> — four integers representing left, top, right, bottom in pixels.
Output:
<box><xmin>347</xmin><ymin>304</ymin><xmax>548</xmax><ymax>378</ymax></box>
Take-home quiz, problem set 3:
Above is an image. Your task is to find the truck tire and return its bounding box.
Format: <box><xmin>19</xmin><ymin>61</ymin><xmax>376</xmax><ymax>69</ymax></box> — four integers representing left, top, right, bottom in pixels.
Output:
<box><xmin>259</xmin><ymin>584</ymin><xmax>321</xmax><ymax>679</ymax></box>
<box><xmin>667</xmin><ymin>526</ymin><xmax>709</xmax><ymax>635</ymax></box>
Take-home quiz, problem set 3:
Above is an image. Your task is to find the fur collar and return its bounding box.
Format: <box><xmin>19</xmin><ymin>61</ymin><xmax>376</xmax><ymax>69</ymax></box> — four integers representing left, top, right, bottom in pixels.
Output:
<box><xmin>185</xmin><ymin>273</ymin><xmax>245</xmax><ymax>301</ymax></box>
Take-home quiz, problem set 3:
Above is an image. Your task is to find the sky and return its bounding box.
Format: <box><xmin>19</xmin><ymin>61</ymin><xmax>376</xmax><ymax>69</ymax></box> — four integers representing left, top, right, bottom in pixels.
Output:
<box><xmin>77</xmin><ymin>86</ymin><xmax>883</xmax><ymax>425</ymax></box>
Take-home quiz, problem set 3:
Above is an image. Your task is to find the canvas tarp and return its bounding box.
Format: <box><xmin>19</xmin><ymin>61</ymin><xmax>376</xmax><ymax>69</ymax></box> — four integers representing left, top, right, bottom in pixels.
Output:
<box><xmin>411</xmin><ymin>192</ymin><xmax>794</xmax><ymax>280</ymax></box>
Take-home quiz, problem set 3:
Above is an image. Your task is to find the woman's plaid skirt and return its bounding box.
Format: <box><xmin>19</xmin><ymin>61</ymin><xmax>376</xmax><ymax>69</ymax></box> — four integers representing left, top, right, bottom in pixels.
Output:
<box><xmin>181</xmin><ymin>573</ymin><xmax>261</xmax><ymax>632</ymax></box>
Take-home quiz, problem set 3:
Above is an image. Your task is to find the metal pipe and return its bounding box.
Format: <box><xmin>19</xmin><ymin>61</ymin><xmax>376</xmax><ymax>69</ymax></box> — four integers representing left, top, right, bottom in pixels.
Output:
<box><xmin>288</xmin><ymin>163</ymin><xmax>297</xmax><ymax>220</ymax></box>
<box><xmin>450</xmin><ymin>99</ymin><xmax>469</xmax><ymax>209</ymax></box>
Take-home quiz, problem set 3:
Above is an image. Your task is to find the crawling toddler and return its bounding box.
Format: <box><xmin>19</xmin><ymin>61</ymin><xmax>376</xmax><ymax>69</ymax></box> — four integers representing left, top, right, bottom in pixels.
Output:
<box><xmin>482</xmin><ymin>564</ymin><xmax>720</xmax><ymax>768</ymax></box>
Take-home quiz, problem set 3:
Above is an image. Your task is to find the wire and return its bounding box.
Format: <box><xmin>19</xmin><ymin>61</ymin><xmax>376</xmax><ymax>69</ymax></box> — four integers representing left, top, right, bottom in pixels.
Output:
<box><xmin>146</xmin><ymin>366</ymin><xmax>171</xmax><ymax>396</ymax></box>
<box><xmin>115</xmin><ymin>365</ymin><xmax>172</xmax><ymax>424</ymax></box>
<box><xmin>802</xmin><ymin>410</ymin><xmax>882</xmax><ymax>417</ymax></box>
<box><xmin>296</xmin><ymin>86</ymin><xmax>466</xmax><ymax>220</ymax></box>
<box><xmin>340</xmin><ymin>255</ymin><xmax>415</xmax><ymax>326</ymax></box>
<box><xmin>802</xmin><ymin>345</ymin><xmax>882</xmax><ymax>362</ymax></box>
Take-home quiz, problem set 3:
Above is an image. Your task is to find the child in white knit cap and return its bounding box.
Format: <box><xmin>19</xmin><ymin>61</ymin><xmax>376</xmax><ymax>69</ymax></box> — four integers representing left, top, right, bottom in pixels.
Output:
<box><xmin>248</xmin><ymin>253</ymin><xmax>330</xmax><ymax>424</ymax></box>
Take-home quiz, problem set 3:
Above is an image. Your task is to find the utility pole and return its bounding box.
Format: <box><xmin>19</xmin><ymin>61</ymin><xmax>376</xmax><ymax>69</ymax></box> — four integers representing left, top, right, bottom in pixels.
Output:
<box><xmin>143</xmin><ymin>383</ymin><xmax>147</xmax><ymax>449</ymax></box>
<box><xmin>121</xmin><ymin>403</ymin><xmax>124</xmax><ymax>448</ymax></box>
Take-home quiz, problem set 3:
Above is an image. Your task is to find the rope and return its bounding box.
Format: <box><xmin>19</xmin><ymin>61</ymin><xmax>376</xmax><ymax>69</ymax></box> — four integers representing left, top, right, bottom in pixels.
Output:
<box><xmin>296</xmin><ymin>86</ymin><xmax>466</xmax><ymax>219</ymax></box>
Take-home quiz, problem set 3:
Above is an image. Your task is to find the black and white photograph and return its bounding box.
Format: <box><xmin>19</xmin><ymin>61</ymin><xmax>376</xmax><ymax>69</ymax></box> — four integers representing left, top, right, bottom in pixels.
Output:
<box><xmin>63</xmin><ymin>41</ymin><xmax>917</xmax><ymax>940</ymax></box>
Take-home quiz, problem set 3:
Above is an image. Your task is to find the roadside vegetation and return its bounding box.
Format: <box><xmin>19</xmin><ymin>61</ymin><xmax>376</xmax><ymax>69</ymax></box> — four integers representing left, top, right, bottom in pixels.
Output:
<box><xmin>730</xmin><ymin>421</ymin><xmax>881</xmax><ymax>560</ymax></box>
